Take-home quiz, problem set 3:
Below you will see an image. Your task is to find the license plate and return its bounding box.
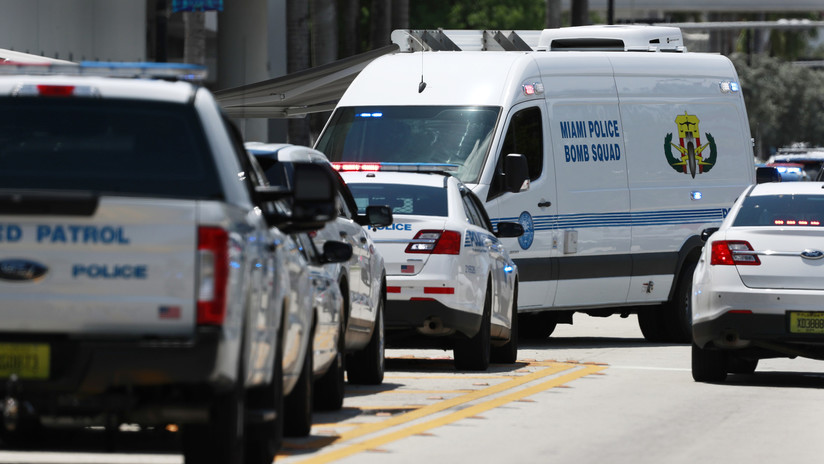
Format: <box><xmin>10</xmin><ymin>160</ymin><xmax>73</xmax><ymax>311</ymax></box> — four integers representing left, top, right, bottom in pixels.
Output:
<box><xmin>789</xmin><ymin>312</ymin><xmax>824</xmax><ymax>334</ymax></box>
<box><xmin>0</xmin><ymin>343</ymin><xmax>50</xmax><ymax>379</ymax></box>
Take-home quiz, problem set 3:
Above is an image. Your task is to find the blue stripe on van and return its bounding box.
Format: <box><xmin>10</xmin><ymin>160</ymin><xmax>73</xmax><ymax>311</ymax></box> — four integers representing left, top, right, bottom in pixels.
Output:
<box><xmin>492</xmin><ymin>208</ymin><xmax>725</xmax><ymax>230</ymax></box>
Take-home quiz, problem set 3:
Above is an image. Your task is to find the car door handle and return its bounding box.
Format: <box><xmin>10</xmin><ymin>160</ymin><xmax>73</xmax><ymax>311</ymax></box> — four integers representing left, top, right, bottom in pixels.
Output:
<box><xmin>538</xmin><ymin>201</ymin><xmax>552</xmax><ymax>208</ymax></box>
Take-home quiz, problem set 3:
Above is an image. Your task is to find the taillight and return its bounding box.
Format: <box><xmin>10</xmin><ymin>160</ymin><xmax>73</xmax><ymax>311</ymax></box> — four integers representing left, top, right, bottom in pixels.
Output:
<box><xmin>36</xmin><ymin>85</ymin><xmax>75</xmax><ymax>97</ymax></box>
<box><xmin>710</xmin><ymin>240</ymin><xmax>760</xmax><ymax>266</ymax></box>
<box><xmin>405</xmin><ymin>230</ymin><xmax>461</xmax><ymax>255</ymax></box>
<box><xmin>197</xmin><ymin>227</ymin><xmax>229</xmax><ymax>325</ymax></box>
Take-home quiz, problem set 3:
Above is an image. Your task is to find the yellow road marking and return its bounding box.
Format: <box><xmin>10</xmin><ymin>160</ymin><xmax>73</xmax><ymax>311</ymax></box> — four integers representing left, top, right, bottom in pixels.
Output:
<box><xmin>290</xmin><ymin>364</ymin><xmax>606</xmax><ymax>463</ymax></box>
<box><xmin>280</xmin><ymin>362</ymin><xmax>585</xmax><ymax>457</ymax></box>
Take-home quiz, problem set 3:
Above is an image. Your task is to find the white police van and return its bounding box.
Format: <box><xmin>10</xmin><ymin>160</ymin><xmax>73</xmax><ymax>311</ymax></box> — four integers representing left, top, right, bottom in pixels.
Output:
<box><xmin>336</xmin><ymin>163</ymin><xmax>522</xmax><ymax>371</ymax></box>
<box><xmin>315</xmin><ymin>25</ymin><xmax>756</xmax><ymax>342</ymax></box>
<box><xmin>0</xmin><ymin>62</ymin><xmax>339</xmax><ymax>463</ymax></box>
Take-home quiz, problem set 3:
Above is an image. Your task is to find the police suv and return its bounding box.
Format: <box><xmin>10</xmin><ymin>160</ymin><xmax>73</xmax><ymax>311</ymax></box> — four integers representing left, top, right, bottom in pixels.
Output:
<box><xmin>336</xmin><ymin>163</ymin><xmax>523</xmax><ymax>370</ymax></box>
<box><xmin>0</xmin><ymin>62</ymin><xmax>338</xmax><ymax>464</ymax></box>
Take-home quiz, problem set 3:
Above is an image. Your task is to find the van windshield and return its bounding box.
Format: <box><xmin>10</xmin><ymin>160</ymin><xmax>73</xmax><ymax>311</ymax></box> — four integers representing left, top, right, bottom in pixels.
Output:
<box><xmin>315</xmin><ymin>106</ymin><xmax>500</xmax><ymax>184</ymax></box>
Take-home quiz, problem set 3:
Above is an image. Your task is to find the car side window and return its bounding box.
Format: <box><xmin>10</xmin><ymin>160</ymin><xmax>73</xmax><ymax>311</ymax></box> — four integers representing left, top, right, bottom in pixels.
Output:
<box><xmin>461</xmin><ymin>190</ymin><xmax>484</xmax><ymax>227</ymax></box>
<box><xmin>488</xmin><ymin>106</ymin><xmax>543</xmax><ymax>201</ymax></box>
<box><xmin>466</xmin><ymin>190</ymin><xmax>495</xmax><ymax>233</ymax></box>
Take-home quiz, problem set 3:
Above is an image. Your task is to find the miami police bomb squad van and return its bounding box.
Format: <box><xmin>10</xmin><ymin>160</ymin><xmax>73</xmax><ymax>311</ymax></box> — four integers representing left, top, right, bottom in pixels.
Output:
<box><xmin>315</xmin><ymin>25</ymin><xmax>756</xmax><ymax>342</ymax></box>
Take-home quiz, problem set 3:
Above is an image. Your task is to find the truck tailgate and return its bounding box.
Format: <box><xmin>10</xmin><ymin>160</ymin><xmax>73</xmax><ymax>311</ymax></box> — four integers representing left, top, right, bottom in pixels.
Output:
<box><xmin>0</xmin><ymin>197</ymin><xmax>199</xmax><ymax>336</ymax></box>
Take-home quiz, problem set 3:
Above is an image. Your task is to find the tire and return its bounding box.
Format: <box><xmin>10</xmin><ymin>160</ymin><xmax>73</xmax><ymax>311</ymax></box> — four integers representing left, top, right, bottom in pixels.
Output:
<box><xmin>491</xmin><ymin>282</ymin><xmax>518</xmax><ymax>364</ymax></box>
<box><xmin>182</xmin><ymin>382</ymin><xmax>245</xmax><ymax>464</ymax></box>
<box><xmin>662</xmin><ymin>262</ymin><xmax>697</xmax><ymax>343</ymax></box>
<box><xmin>454</xmin><ymin>284</ymin><xmax>492</xmax><ymax>371</ymax></box>
<box><xmin>638</xmin><ymin>306</ymin><xmax>668</xmax><ymax>343</ymax></box>
<box><xmin>284</xmin><ymin>342</ymin><xmax>313</xmax><ymax>437</ymax></box>
<box><xmin>314</xmin><ymin>317</ymin><xmax>346</xmax><ymax>410</ymax></box>
<box><xmin>691</xmin><ymin>343</ymin><xmax>728</xmax><ymax>383</ymax></box>
<box><xmin>244</xmin><ymin>342</ymin><xmax>284</xmax><ymax>464</ymax></box>
<box><xmin>728</xmin><ymin>355</ymin><xmax>759</xmax><ymax>375</ymax></box>
<box><xmin>346</xmin><ymin>294</ymin><xmax>385</xmax><ymax>385</ymax></box>
<box><xmin>518</xmin><ymin>312</ymin><xmax>557</xmax><ymax>341</ymax></box>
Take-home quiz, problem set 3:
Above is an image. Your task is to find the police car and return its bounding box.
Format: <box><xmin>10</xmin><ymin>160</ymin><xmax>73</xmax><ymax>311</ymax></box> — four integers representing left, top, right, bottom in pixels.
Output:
<box><xmin>0</xmin><ymin>62</ymin><xmax>339</xmax><ymax>463</ymax></box>
<box><xmin>335</xmin><ymin>163</ymin><xmax>523</xmax><ymax>370</ymax></box>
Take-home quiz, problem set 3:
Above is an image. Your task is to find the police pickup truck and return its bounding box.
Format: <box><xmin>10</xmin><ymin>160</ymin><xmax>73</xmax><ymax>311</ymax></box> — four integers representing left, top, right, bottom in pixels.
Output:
<box><xmin>0</xmin><ymin>62</ymin><xmax>338</xmax><ymax>464</ymax></box>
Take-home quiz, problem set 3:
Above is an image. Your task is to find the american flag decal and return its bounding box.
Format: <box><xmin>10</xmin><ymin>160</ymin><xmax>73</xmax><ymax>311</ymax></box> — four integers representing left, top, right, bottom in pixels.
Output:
<box><xmin>400</xmin><ymin>264</ymin><xmax>414</xmax><ymax>274</ymax></box>
<box><xmin>159</xmin><ymin>305</ymin><xmax>181</xmax><ymax>319</ymax></box>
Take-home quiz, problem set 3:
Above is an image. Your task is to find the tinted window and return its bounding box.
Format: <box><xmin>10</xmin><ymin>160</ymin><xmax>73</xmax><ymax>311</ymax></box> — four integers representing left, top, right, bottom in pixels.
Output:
<box><xmin>489</xmin><ymin>106</ymin><xmax>543</xmax><ymax>200</ymax></box>
<box><xmin>347</xmin><ymin>183</ymin><xmax>448</xmax><ymax>217</ymax></box>
<box><xmin>0</xmin><ymin>98</ymin><xmax>221</xmax><ymax>199</ymax></box>
<box><xmin>733</xmin><ymin>194</ymin><xmax>824</xmax><ymax>227</ymax></box>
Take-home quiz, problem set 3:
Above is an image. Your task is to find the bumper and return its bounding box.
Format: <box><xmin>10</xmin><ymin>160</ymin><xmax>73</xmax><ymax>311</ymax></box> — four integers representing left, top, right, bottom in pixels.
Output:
<box><xmin>0</xmin><ymin>328</ymin><xmax>223</xmax><ymax>423</ymax></box>
<box><xmin>693</xmin><ymin>312</ymin><xmax>824</xmax><ymax>358</ymax></box>
<box><xmin>385</xmin><ymin>299</ymin><xmax>481</xmax><ymax>340</ymax></box>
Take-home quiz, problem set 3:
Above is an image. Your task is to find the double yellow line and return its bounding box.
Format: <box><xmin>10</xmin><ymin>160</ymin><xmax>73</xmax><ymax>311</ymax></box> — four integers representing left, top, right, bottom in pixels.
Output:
<box><xmin>281</xmin><ymin>361</ymin><xmax>607</xmax><ymax>463</ymax></box>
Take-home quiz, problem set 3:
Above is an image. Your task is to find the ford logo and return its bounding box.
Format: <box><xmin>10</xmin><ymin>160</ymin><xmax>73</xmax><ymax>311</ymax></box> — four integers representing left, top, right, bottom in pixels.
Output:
<box><xmin>0</xmin><ymin>259</ymin><xmax>48</xmax><ymax>281</ymax></box>
<box><xmin>800</xmin><ymin>249</ymin><xmax>824</xmax><ymax>260</ymax></box>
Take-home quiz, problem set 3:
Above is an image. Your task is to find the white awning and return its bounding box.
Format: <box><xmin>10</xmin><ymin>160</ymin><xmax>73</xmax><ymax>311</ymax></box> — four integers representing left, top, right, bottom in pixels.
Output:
<box><xmin>214</xmin><ymin>44</ymin><xmax>398</xmax><ymax>119</ymax></box>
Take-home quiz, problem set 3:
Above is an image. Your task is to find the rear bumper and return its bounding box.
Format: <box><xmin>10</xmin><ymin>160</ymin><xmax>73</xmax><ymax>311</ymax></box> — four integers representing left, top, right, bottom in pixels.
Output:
<box><xmin>693</xmin><ymin>312</ymin><xmax>824</xmax><ymax>358</ymax></box>
<box><xmin>385</xmin><ymin>299</ymin><xmax>481</xmax><ymax>340</ymax></box>
<box><xmin>0</xmin><ymin>328</ymin><xmax>224</xmax><ymax>423</ymax></box>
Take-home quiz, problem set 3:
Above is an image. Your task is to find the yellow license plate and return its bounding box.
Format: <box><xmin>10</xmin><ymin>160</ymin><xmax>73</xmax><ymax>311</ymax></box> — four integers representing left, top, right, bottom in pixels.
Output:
<box><xmin>0</xmin><ymin>343</ymin><xmax>50</xmax><ymax>379</ymax></box>
<box><xmin>789</xmin><ymin>312</ymin><xmax>824</xmax><ymax>334</ymax></box>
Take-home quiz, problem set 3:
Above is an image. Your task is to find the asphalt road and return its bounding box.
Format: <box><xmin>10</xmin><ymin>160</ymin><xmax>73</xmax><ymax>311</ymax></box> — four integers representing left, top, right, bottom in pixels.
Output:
<box><xmin>1</xmin><ymin>313</ymin><xmax>822</xmax><ymax>463</ymax></box>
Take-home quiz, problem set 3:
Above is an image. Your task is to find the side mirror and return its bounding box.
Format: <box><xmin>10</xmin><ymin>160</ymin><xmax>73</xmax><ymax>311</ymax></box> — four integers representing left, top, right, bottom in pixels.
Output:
<box><xmin>700</xmin><ymin>227</ymin><xmax>719</xmax><ymax>242</ymax></box>
<box><xmin>319</xmin><ymin>240</ymin><xmax>353</xmax><ymax>264</ymax></box>
<box><xmin>269</xmin><ymin>163</ymin><xmax>339</xmax><ymax>233</ymax></box>
<box><xmin>358</xmin><ymin>205</ymin><xmax>393</xmax><ymax>227</ymax></box>
<box><xmin>756</xmin><ymin>166</ymin><xmax>781</xmax><ymax>184</ymax></box>
<box><xmin>496</xmin><ymin>221</ymin><xmax>525</xmax><ymax>238</ymax></box>
<box><xmin>504</xmin><ymin>153</ymin><xmax>529</xmax><ymax>193</ymax></box>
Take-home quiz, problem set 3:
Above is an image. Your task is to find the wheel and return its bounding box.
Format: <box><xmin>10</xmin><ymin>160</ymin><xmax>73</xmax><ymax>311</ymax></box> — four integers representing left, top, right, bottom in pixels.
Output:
<box><xmin>346</xmin><ymin>293</ymin><xmax>385</xmax><ymax>385</ymax></box>
<box><xmin>491</xmin><ymin>282</ymin><xmax>518</xmax><ymax>364</ymax></box>
<box><xmin>182</xmin><ymin>382</ymin><xmax>245</xmax><ymax>464</ymax></box>
<box><xmin>244</xmin><ymin>341</ymin><xmax>284</xmax><ymax>464</ymax></box>
<box><xmin>284</xmin><ymin>342</ymin><xmax>313</xmax><ymax>437</ymax></box>
<box><xmin>638</xmin><ymin>306</ymin><xmax>668</xmax><ymax>343</ymax></box>
<box><xmin>728</xmin><ymin>355</ymin><xmax>759</xmax><ymax>375</ymax></box>
<box><xmin>519</xmin><ymin>312</ymin><xmax>557</xmax><ymax>340</ymax></box>
<box><xmin>314</xmin><ymin>314</ymin><xmax>346</xmax><ymax>410</ymax></box>
<box><xmin>662</xmin><ymin>262</ymin><xmax>697</xmax><ymax>343</ymax></box>
<box><xmin>691</xmin><ymin>343</ymin><xmax>728</xmax><ymax>383</ymax></box>
<box><xmin>454</xmin><ymin>284</ymin><xmax>491</xmax><ymax>371</ymax></box>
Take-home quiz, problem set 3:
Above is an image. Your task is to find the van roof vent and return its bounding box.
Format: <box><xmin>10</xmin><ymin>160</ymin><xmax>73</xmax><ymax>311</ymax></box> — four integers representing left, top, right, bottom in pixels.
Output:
<box><xmin>537</xmin><ymin>25</ymin><xmax>685</xmax><ymax>52</ymax></box>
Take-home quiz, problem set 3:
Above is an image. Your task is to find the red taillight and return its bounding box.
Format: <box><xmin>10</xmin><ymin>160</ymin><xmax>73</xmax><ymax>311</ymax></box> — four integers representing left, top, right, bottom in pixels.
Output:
<box><xmin>405</xmin><ymin>230</ymin><xmax>461</xmax><ymax>255</ymax></box>
<box><xmin>36</xmin><ymin>85</ymin><xmax>76</xmax><ymax>97</ymax></box>
<box><xmin>197</xmin><ymin>227</ymin><xmax>230</xmax><ymax>325</ymax></box>
<box><xmin>710</xmin><ymin>240</ymin><xmax>760</xmax><ymax>266</ymax></box>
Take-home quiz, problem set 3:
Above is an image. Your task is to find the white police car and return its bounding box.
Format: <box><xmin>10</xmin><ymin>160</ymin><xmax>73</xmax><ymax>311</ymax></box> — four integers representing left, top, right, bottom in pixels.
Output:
<box><xmin>336</xmin><ymin>163</ymin><xmax>523</xmax><ymax>370</ymax></box>
<box><xmin>0</xmin><ymin>62</ymin><xmax>339</xmax><ymax>463</ymax></box>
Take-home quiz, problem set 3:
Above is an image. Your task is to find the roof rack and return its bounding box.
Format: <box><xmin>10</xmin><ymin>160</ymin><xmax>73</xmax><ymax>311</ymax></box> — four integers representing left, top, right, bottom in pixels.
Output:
<box><xmin>391</xmin><ymin>25</ymin><xmax>686</xmax><ymax>53</ymax></box>
<box><xmin>0</xmin><ymin>61</ymin><xmax>207</xmax><ymax>82</ymax></box>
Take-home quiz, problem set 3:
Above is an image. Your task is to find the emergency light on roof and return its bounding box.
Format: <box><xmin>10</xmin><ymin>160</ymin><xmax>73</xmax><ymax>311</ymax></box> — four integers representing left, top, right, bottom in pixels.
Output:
<box><xmin>332</xmin><ymin>162</ymin><xmax>459</xmax><ymax>173</ymax></box>
<box><xmin>0</xmin><ymin>61</ymin><xmax>207</xmax><ymax>82</ymax></box>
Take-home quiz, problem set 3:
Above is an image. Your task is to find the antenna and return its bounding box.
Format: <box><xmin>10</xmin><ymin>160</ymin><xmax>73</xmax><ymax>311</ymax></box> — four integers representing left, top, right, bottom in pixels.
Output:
<box><xmin>400</xmin><ymin>31</ymin><xmax>428</xmax><ymax>93</ymax></box>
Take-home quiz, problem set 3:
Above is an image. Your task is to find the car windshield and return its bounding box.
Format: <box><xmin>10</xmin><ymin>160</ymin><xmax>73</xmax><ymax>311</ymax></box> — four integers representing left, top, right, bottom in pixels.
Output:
<box><xmin>0</xmin><ymin>97</ymin><xmax>222</xmax><ymax>199</ymax></box>
<box><xmin>315</xmin><ymin>106</ymin><xmax>500</xmax><ymax>184</ymax></box>
<box><xmin>733</xmin><ymin>194</ymin><xmax>824</xmax><ymax>227</ymax></box>
<box><xmin>347</xmin><ymin>183</ymin><xmax>448</xmax><ymax>217</ymax></box>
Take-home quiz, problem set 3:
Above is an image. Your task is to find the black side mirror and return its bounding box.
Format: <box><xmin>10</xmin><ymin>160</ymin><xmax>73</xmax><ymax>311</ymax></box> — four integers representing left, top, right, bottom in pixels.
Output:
<box><xmin>320</xmin><ymin>240</ymin><xmax>353</xmax><ymax>264</ymax></box>
<box><xmin>496</xmin><ymin>221</ymin><xmax>525</xmax><ymax>238</ymax></box>
<box><xmin>700</xmin><ymin>227</ymin><xmax>719</xmax><ymax>242</ymax></box>
<box><xmin>504</xmin><ymin>153</ymin><xmax>529</xmax><ymax>193</ymax></box>
<box><xmin>268</xmin><ymin>163</ymin><xmax>339</xmax><ymax>233</ymax></box>
<box><xmin>358</xmin><ymin>205</ymin><xmax>393</xmax><ymax>227</ymax></box>
<box><xmin>756</xmin><ymin>166</ymin><xmax>781</xmax><ymax>184</ymax></box>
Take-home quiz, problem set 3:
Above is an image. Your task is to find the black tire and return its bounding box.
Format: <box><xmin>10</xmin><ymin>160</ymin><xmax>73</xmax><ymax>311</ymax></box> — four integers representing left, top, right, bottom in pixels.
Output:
<box><xmin>454</xmin><ymin>284</ymin><xmax>492</xmax><ymax>371</ymax></box>
<box><xmin>346</xmin><ymin>294</ymin><xmax>385</xmax><ymax>385</ymax></box>
<box><xmin>182</xmin><ymin>382</ymin><xmax>245</xmax><ymax>464</ymax></box>
<box><xmin>284</xmin><ymin>343</ymin><xmax>313</xmax><ymax>437</ymax></box>
<box><xmin>491</xmin><ymin>282</ymin><xmax>518</xmax><ymax>364</ymax></box>
<box><xmin>638</xmin><ymin>306</ymin><xmax>668</xmax><ymax>343</ymax></box>
<box><xmin>691</xmin><ymin>343</ymin><xmax>728</xmax><ymax>383</ymax></box>
<box><xmin>314</xmin><ymin>317</ymin><xmax>346</xmax><ymax>410</ymax></box>
<box><xmin>728</xmin><ymin>355</ymin><xmax>759</xmax><ymax>375</ymax></box>
<box><xmin>518</xmin><ymin>312</ymin><xmax>557</xmax><ymax>341</ymax></box>
<box><xmin>662</xmin><ymin>262</ymin><xmax>697</xmax><ymax>343</ymax></box>
<box><xmin>244</xmin><ymin>342</ymin><xmax>284</xmax><ymax>464</ymax></box>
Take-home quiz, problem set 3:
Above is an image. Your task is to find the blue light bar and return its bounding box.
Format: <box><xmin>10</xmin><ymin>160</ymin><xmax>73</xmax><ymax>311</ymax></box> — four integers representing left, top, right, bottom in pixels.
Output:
<box><xmin>0</xmin><ymin>61</ymin><xmax>207</xmax><ymax>81</ymax></box>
